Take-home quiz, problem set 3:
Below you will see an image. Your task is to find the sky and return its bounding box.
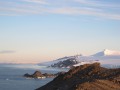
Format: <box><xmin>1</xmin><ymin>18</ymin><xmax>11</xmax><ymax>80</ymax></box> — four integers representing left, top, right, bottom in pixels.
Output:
<box><xmin>0</xmin><ymin>0</ymin><xmax>120</xmax><ymax>63</ymax></box>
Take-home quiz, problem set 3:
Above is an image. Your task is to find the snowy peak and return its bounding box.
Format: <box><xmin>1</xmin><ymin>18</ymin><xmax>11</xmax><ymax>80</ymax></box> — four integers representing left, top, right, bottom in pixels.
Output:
<box><xmin>104</xmin><ymin>49</ymin><xmax>120</xmax><ymax>56</ymax></box>
<box><xmin>93</xmin><ymin>49</ymin><xmax>120</xmax><ymax>57</ymax></box>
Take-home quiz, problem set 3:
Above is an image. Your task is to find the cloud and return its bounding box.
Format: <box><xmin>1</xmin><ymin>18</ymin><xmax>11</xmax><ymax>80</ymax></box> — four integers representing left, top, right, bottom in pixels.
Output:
<box><xmin>50</xmin><ymin>7</ymin><xmax>120</xmax><ymax>20</ymax></box>
<box><xmin>0</xmin><ymin>1</ymin><xmax>48</xmax><ymax>15</ymax></box>
<box><xmin>0</xmin><ymin>50</ymin><xmax>16</xmax><ymax>54</ymax></box>
<box><xmin>0</xmin><ymin>0</ymin><xmax>120</xmax><ymax>20</ymax></box>
<box><xmin>75</xmin><ymin>0</ymin><xmax>120</xmax><ymax>8</ymax></box>
<box><xmin>23</xmin><ymin>0</ymin><xmax>49</xmax><ymax>5</ymax></box>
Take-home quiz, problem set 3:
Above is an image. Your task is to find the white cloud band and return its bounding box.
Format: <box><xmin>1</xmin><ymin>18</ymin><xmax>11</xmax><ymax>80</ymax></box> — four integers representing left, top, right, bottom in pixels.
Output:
<box><xmin>0</xmin><ymin>0</ymin><xmax>120</xmax><ymax>20</ymax></box>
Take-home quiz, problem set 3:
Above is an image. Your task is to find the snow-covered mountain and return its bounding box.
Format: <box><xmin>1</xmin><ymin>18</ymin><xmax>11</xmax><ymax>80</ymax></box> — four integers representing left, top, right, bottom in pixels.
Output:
<box><xmin>39</xmin><ymin>49</ymin><xmax>120</xmax><ymax>68</ymax></box>
<box><xmin>93</xmin><ymin>49</ymin><xmax>120</xmax><ymax>57</ymax></box>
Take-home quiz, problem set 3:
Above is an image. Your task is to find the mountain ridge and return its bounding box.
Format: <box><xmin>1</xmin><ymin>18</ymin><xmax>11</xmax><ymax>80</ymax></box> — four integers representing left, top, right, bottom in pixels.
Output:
<box><xmin>39</xmin><ymin>49</ymin><xmax>120</xmax><ymax>68</ymax></box>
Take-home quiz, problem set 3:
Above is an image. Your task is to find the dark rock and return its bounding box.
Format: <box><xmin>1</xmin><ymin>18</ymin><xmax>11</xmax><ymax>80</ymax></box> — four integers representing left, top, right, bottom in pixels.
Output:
<box><xmin>24</xmin><ymin>71</ymin><xmax>45</xmax><ymax>79</ymax></box>
<box><xmin>51</xmin><ymin>58</ymin><xmax>78</xmax><ymax>68</ymax></box>
<box><xmin>24</xmin><ymin>71</ymin><xmax>61</xmax><ymax>79</ymax></box>
<box><xmin>32</xmin><ymin>71</ymin><xmax>44</xmax><ymax>78</ymax></box>
<box><xmin>24</xmin><ymin>73</ymin><xmax>32</xmax><ymax>78</ymax></box>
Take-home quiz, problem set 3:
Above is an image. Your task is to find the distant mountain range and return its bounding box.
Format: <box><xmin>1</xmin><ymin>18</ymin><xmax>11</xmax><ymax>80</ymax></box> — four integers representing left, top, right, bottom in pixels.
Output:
<box><xmin>39</xmin><ymin>49</ymin><xmax>120</xmax><ymax>68</ymax></box>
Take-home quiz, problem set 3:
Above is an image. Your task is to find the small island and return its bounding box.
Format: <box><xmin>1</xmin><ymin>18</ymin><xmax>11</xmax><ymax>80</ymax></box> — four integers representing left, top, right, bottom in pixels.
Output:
<box><xmin>24</xmin><ymin>71</ymin><xmax>66</xmax><ymax>79</ymax></box>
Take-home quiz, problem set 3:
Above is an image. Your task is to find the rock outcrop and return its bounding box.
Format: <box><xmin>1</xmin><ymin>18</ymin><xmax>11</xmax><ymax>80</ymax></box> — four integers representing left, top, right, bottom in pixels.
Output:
<box><xmin>51</xmin><ymin>58</ymin><xmax>79</xmax><ymax>68</ymax></box>
<box><xmin>24</xmin><ymin>71</ymin><xmax>66</xmax><ymax>79</ymax></box>
<box><xmin>36</xmin><ymin>63</ymin><xmax>120</xmax><ymax>90</ymax></box>
<box><xmin>24</xmin><ymin>71</ymin><xmax>45</xmax><ymax>78</ymax></box>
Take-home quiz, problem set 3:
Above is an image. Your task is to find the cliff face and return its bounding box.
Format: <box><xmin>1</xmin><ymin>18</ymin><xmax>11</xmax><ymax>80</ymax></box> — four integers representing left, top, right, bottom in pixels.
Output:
<box><xmin>36</xmin><ymin>63</ymin><xmax>120</xmax><ymax>90</ymax></box>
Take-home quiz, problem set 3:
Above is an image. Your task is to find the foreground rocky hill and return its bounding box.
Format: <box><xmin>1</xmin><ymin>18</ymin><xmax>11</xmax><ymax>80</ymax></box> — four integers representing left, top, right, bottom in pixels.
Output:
<box><xmin>36</xmin><ymin>63</ymin><xmax>120</xmax><ymax>90</ymax></box>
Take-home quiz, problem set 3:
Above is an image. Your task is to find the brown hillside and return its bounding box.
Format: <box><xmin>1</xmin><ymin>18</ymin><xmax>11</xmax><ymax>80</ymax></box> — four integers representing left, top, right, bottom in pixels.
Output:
<box><xmin>36</xmin><ymin>63</ymin><xmax>120</xmax><ymax>90</ymax></box>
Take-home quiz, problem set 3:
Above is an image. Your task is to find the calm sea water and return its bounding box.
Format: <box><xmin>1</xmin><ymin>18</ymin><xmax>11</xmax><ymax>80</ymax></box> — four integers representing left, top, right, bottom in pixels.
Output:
<box><xmin>0</xmin><ymin>64</ymin><xmax>68</xmax><ymax>90</ymax></box>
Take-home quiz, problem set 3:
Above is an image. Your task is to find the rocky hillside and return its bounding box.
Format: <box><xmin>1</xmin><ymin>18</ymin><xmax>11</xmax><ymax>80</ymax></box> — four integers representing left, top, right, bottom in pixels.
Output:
<box><xmin>36</xmin><ymin>63</ymin><xmax>120</xmax><ymax>90</ymax></box>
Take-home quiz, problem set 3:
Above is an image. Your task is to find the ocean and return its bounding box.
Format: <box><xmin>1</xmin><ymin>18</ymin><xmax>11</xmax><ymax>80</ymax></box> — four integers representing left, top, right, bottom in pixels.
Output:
<box><xmin>0</xmin><ymin>64</ymin><xmax>68</xmax><ymax>90</ymax></box>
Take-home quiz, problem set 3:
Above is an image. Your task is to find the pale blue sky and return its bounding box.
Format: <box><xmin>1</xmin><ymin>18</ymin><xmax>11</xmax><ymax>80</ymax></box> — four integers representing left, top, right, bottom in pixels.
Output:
<box><xmin>0</xmin><ymin>0</ymin><xmax>120</xmax><ymax>63</ymax></box>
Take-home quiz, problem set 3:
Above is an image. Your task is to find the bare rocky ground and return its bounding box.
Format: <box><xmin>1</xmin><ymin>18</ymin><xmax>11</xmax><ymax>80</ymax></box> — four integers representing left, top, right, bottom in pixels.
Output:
<box><xmin>36</xmin><ymin>63</ymin><xmax>120</xmax><ymax>90</ymax></box>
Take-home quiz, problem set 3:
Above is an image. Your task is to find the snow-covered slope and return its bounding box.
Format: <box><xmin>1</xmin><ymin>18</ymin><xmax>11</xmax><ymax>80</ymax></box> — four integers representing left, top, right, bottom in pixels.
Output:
<box><xmin>39</xmin><ymin>49</ymin><xmax>120</xmax><ymax>68</ymax></box>
<box><xmin>93</xmin><ymin>49</ymin><xmax>120</xmax><ymax>57</ymax></box>
<box><xmin>39</xmin><ymin>55</ymin><xmax>81</xmax><ymax>68</ymax></box>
